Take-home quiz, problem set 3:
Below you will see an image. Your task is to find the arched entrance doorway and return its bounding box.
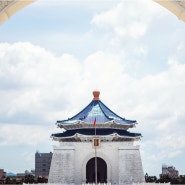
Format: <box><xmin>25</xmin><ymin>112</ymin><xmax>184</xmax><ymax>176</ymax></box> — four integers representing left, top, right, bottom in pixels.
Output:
<box><xmin>86</xmin><ymin>157</ymin><xmax>107</xmax><ymax>183</ymax></box>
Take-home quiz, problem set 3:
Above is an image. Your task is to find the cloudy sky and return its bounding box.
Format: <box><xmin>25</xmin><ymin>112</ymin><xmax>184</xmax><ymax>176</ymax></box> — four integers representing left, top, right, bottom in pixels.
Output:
<box><xmin>0</xmin><ymin>0</ymin><xmax>185</xmax><ymax>177</ymax></box>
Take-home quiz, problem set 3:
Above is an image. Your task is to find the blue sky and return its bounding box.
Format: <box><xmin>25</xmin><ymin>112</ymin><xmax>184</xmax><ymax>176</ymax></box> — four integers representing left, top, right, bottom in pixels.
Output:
<box><xmin>0</xmin><ymin>0</ymin><xmax>185</xmax><ymax>177</ymax></box>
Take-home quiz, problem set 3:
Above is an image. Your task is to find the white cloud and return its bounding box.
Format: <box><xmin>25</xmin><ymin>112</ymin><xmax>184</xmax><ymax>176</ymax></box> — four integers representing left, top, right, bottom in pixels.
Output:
<box><xmin>0</xmin><ymin>124</ymin><xmax>49</xmax><ymax>146</ymax></box>
<box><xmin>91</xmin><ymin>0</ymin><xmax>163</xmax><ymax>39</ymax></box>
<box><xmin>0</xmin><ymin>42</ymin><xmax>83</xmax><ymax>124</ymax></box>
<box><xmin>0</xmin><ymin>42</ymin><xmax>185</xmax><ymax>158</ymax></box>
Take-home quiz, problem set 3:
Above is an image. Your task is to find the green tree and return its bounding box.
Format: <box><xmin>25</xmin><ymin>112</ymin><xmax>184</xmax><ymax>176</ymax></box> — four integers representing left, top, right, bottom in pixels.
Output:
<box><xmin>24</xmin><ymin>174</ymin><xmax>34</xmax><ymax>184</ymax></box>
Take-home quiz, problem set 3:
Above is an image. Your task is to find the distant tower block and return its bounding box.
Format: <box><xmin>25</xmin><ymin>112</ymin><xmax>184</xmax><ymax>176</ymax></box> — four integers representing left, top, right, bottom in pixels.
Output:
<box><xmin>48</xmin><ymin>91</ymin><xmax>145</xmax><ymax>184</ymax></box>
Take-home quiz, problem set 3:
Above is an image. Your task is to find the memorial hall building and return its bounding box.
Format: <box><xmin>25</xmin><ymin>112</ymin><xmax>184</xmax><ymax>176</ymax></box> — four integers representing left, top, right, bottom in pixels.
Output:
<box><xmin>48</xmin><ymin>91</ymin><xmax>145</xmax><ymax>184</ymax></box>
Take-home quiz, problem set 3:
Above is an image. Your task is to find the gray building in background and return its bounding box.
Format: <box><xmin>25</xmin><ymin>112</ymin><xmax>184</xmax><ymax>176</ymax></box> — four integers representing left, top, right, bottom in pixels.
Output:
<box><xmin>35</xmin><ymin>151</ymin><xmax>53</xmax><ymax>179</ymax></box>
<box><xmin>160</xmin><ymin>164</ymin><xmax>179</xmax><ymax>178</ymax></box>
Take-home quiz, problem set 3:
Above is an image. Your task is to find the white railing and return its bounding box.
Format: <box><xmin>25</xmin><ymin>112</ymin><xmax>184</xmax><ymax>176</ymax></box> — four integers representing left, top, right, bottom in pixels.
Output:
<box><xmin>34</xmin><ymin>183</ymin><xmax>171</xmax><ymax>185</ymax></box>
<box><xmin>82</xmin><ymin>183</ymin><xmax>111</xmax><ymax>185</ymax></box>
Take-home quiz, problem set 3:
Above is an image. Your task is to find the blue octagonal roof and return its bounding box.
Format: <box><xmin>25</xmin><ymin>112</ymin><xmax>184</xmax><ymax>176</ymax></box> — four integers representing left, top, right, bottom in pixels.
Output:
<box><xmin>57</xmin><ymin>91</ymin><xmax>136</xmax><ymax>126</ymax></box>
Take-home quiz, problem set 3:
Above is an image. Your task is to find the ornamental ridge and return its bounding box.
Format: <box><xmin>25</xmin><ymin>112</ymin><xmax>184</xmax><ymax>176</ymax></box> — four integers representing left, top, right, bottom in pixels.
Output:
<box><xmin>93</xmin><ymin>90</ymin><xmax>100</xmax><ymax>101</ymax></box>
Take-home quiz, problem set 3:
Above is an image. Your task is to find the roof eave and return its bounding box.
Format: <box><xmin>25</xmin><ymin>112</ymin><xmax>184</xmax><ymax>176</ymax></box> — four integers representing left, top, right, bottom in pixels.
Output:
<box><xmin>51</xmin><ymin>133</ymin><xmax>141</xmax><ymax>140</ymax></box>
<box><xmin>57</xmin><ymin>120</ymin><xmax>136</xmax><ymax>130</ymax></box>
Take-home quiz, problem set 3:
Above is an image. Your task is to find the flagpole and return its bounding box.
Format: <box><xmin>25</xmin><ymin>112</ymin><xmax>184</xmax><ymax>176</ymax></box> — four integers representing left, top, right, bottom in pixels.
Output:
<box><xmin>94</xmin><ymin>118</ymin><xmax>98</xmax><ymax>185</ymax></box>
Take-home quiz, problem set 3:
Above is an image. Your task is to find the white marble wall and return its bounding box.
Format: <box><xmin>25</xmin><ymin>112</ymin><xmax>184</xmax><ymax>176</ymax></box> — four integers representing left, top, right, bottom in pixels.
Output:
<box><xmin>48</xmin><ymin>145</ymin><xmax>75</xmax><ymax>184</ymax></box>
<box><xmin>118</xmin><ymin>145</ymin><xmax>145</xmax><ymax>184</ymax></box>
<box><xmin>48</xmin><ymin>141</ymin><xmax>145</xmax><ymax>184</ymax></box>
